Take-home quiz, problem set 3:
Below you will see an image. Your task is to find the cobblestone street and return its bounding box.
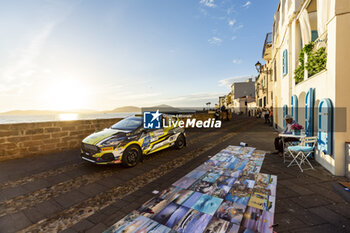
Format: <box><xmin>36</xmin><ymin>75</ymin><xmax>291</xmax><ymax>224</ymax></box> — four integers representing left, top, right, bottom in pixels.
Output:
<box><xmin>0</xmin><ymin>116</ymin><xmax>349</xmax><ymax>233</ymax></box>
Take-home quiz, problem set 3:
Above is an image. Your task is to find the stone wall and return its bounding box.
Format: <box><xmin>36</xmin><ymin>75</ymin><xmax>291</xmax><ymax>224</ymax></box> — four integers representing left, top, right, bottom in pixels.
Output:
<box><xmin>0</xmin><ymin>118</ymin><xmax>121</xmax><ymax>161</ymax></box>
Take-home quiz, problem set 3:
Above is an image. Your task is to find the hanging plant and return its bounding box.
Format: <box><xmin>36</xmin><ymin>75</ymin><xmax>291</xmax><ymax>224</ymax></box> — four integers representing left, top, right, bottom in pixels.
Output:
<box><xmin>294</xmin><ymin>42</ymin><xmax>327</xmax><ymax>84</ymax></box>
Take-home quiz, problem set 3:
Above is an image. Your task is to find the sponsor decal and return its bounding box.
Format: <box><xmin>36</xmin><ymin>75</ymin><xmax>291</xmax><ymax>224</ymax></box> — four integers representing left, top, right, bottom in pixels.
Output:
<box><xmin>101</xmin><ymin>147</ymin><xmax>113</xmax><ymax>151</ymax></box>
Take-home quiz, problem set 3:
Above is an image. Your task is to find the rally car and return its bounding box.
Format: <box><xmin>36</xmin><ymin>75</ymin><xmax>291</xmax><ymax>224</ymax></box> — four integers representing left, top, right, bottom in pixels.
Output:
<box><xmin>80</xmin><ymin>115</ymin><xmax>186</xmax><ymax>167</ymax></box>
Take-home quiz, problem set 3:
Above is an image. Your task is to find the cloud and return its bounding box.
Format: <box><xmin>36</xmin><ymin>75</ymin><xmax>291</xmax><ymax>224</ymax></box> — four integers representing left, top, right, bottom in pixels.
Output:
<box><xmin>218</xmin><ymin>75</ymin><xmax>254</xmax><ymax>88</ymax></box>
<box><xmin>243</xmin><ymin>1</ymin><xmax>251</xmax><ymax>8</ymax></box>
<box><xmin>200</xmin><ymin>0</ymin><xmax>216</xmax><ymax>8</ymax></box>
<box><xmin>228</xmin><ymin>19</ymin><xmax>236</xmax><ymax>27</ymax></box>
<box><xmin>208</xmin><ymin>36</ymin><xmax>222</xmax><ymax>45</ymax></box>
<box><xmin>226</xmin><ymin>6</ymin><xmax>235</xmax><ymax>15</ymax></box>
<box><xmin>231</xmin><ymin>36</ymin><xmax>237</xmax><ymax>40</ymax></box>
<box><xmin>233</xmin><ymin>24</ymin><xmax>244</xmax><ymax>32</ymax></box>
<box><xmin>232</xmin><ymin>59</ymin><xmax>242</xmax><ymax>64</ymax></box>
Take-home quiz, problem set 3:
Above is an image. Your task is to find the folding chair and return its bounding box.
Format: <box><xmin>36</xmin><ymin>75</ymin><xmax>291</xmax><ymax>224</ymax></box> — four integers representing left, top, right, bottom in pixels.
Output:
<box><xmin>287</xmin><ymin>136</ymin><xmax>317</xmax><ymax>172</ymax></box>
<box><xmin>283</xmin><ymin>139</ymin><xmax>300</xmax><ymax>164</ymax></box>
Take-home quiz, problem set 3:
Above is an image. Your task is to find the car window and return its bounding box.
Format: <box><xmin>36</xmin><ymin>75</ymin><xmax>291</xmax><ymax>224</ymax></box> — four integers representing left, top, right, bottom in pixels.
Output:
<box><xmin>111</xmin><ymin>117</ymin><xmax>142</xmax><ymax>131</ymax></box>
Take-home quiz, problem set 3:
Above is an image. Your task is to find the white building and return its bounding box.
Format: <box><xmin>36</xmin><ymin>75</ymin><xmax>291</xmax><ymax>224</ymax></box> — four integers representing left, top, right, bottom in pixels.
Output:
<box><xmin>270</xmin><ymin>0</ymin><xmax>350</xmax><ymax>176</ymax></box>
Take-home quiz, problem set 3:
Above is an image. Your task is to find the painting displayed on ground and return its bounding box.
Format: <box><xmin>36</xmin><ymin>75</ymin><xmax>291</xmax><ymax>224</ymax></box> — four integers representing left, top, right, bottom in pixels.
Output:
<box><xmin>104</xmin><ymin>145</ymin><xmax>277</xmax><ymax>233</ymax></box>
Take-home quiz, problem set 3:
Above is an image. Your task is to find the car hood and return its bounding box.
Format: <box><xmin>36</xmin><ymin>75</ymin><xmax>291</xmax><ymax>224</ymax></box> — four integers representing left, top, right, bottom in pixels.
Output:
<box><xmin>82</xmin><ymin>128</ymin><xmax>129</xmax><ymax>145</ymax></box>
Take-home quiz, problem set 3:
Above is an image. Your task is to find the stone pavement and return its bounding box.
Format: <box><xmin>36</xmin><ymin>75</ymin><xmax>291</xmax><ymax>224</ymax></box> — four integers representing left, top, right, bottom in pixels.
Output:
<box><xmin>0</xmin><ymin>116</ymin><xmax>349</xmax><ymax>233</ymax></box>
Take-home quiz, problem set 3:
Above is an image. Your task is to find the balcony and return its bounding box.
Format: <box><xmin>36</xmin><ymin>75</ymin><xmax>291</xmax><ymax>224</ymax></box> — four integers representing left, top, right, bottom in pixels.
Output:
<box><xmin>262</xmin><ymin>32</ymin><xmax>272</xmax><ymax>60</ymax></box>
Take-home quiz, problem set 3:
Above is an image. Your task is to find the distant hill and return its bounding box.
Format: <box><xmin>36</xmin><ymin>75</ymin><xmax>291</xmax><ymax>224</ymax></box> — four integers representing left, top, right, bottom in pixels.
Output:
<box><xmin>0</xmin><ymin>110</ymin><xmax>61</xmax><ymax>115</ymax></box>
<box><xmin>106</xmin><ymin>106</ymin><xmax>141</xmax><ymax>113</ymax></box>
<box><xmin>0</xmin><ymin>105</ymin><xmax>199</xmax><ymax>115</ymax></box>
<box><xmin>0</xmin><ymin>109</ymin><xmax>98</xmax><ymax>115</ymax></box>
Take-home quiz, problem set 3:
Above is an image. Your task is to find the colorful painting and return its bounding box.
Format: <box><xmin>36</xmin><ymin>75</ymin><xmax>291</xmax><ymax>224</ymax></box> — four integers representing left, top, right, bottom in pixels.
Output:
<box><xmin>241</xmin><ymin>207</ymin><xmax>274</xmax><ymax>233</ymax></box>
<box><xmin>173</xmin><ymin>209</ymin><xmax>212</xmax><ymax>233</ymax></box>
<box><xmin>215</xmin><ymin>200</ymin><xmax>246</xmax><ymax>224</ymax></box>
<box><xmin>202</xmin><ymin>172</ymin><xmax>221</xmax><ymax>183</ymax></box>
<box><xmin>182</xmin><ymin>192</ymin><xmax>203</xmax><ymax>208</ymax></box>
<box><xmin>137</xmin><ymin>197</ymin><xmax>169</xmax><ymax>217</ymax></box>
<box><xmin>173</xmin><ymin>176</ymin><xmax>197</xmax><ymax>189</ymax></box>
<box><xmin>105</xmin><ymin>146</ymin><xmax>276</xmax><ymax>233</ymax></box>
<box><xmin>192</xmin><ymin>194</ymin><xmax>223</xmax><ymax>215</ymax></box>
<box><xmin>203</xmin><ymin>217</ymin><xmax>231</xmax><ymax>233</ymax></box>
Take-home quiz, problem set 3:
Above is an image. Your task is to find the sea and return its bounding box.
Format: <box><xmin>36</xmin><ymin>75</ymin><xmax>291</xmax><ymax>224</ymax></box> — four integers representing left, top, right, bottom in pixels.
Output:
<box><xmin>0</xmin><ymin>112</ymin><xmax>139</xmax><ymax>124</ymax></box>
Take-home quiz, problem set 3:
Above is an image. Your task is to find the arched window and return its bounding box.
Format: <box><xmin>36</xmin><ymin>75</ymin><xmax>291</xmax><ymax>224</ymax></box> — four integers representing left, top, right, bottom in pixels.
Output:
<box><xmin>291</xmin><ymin>95</ymin><xmax>298</xmax><ymax>122</ymax></box>
<box><xmin>305</xmin><ymin>88</ymin><xmax>315</xmax><ymax>136</ymax></box>
<box><xmin>318</xmin><ymin>98</ymin><xmax>333</xmax><ymax>155</ymax></box>
<box><xmin>283</xmin><ymin>104</ymin><xmax>288</xmax><ymax>128</ymax></box>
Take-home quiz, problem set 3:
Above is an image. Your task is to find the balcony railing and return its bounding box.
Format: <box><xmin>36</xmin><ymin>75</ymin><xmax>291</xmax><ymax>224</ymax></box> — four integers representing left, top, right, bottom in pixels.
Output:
<box><xmin>262</xmin><ymin>32</ymin><xmax>272</xmax><ymax>58</ymax></box>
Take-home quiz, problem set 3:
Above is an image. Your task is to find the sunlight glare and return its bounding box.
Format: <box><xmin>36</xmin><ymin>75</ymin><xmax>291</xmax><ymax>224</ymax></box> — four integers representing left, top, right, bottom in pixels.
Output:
<box><xmin>59</xmin><ymin>113</ymin><xmax>78</xmax><ymax>121</ymax></box>
<box><xmin>42</xmin><ymin>79</ymin><xmax>88</xmax><ymax>111</ymax></box>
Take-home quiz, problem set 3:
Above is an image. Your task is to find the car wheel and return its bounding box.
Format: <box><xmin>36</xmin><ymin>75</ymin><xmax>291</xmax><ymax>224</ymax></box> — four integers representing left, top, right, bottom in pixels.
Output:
<box><xmin>175</xmin><ymin>134</ymin><xmax>185</xmax><ymax>149</ymax></box>
<box><xmin>122</xmin><ymin>145</ymin><xmax>141</xmax><ymax>167</ymax></box>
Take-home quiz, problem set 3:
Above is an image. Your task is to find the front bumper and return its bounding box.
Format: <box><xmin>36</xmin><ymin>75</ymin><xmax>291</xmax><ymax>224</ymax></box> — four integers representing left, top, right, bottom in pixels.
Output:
<box><xmin>81</xmin><ymin>143</ymin><xmax>122</xmax><ymax>164</ymax></box>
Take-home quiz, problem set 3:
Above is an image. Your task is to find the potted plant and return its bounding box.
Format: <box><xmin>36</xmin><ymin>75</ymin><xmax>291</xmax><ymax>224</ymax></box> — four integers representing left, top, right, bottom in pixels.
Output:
<box><xmin>291</xmin><ymin>123</ymin><xmax>304</xmax><ymax>135</ymax></box>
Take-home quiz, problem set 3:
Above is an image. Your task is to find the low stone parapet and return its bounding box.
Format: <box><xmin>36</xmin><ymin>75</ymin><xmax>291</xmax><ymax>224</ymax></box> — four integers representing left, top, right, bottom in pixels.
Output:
<box><xmin>0</xmin><ymin>118</ymin><xmax>121</xmax><ymax>161</ymax></box>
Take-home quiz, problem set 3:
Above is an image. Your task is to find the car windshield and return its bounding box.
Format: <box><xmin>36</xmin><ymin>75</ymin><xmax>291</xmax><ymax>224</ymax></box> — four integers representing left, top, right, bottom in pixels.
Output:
<box><xmin>111</xmin><ymin>117</ymin><xmax>142</xmax><ymax>131</ymax></box>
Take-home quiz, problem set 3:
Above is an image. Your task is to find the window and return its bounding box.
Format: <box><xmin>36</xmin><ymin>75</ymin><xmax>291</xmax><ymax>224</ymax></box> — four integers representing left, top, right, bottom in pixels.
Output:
<box><xmin>282</xmin><ymin>49</ymin><xmax>288</xmax><ymax>75</ymax></box>
<box><xmin>283</xmin><ymin>104</ymin><xmax>288</xmax><ymax>128</ymax></box>
<box><xmin>305</xmin><ymin>88</ymin><xmax>315</xmax><ymax>136</ymax></box>
<box><xmin>318</xmin><ymin>98</ymin><xmax>333</xmax><ymax>155</ymax></box>
<box><xmin>311</xmin><ymin>30</ymin><xmax>318</xmax><ymax>42</ymax></box>
<box><xmin>291</xmin><ymin>95</ymin><xmax>298</xmax><ymax>122</ymax></box>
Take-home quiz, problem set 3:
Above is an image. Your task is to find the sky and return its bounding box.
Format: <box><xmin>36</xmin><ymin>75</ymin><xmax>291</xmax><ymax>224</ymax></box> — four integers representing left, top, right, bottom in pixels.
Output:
<box><xmin>0</xmin><ymin>0</ymin><xmax>277</xmax><ymax>112</ymax></box>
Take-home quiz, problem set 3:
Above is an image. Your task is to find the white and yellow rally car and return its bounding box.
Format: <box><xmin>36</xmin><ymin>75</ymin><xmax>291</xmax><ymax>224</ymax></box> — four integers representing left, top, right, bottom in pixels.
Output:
<box><xmin>81</xmin><ymin>115</ymin><xmax>186</xmax><ymax>167</ymax></box>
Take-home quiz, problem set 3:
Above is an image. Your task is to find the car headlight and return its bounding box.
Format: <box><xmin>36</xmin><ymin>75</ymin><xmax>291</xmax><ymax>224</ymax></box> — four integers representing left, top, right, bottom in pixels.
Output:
<box><xmin>98</xmin><ymin>137</ymin><xmax>122</xmax><ymax>147</ymax></box>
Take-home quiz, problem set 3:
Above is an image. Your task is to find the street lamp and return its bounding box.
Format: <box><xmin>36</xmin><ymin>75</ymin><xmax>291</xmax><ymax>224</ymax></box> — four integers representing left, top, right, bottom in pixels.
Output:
<box><xmin>255</xmin><ymin>61</ymin><xmax>262</xmax><ymax>73</ymax></box>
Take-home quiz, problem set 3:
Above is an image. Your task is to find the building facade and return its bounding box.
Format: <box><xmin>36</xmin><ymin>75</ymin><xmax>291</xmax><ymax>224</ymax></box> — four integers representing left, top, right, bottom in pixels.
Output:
<box><xmin>231</xmin><ymin>78</ymin><xmax>255</xmax><ymax>99</ymax></box>
<box><xmin>230</xmin><ymin>78</ymin><xmax>255</xmax><ymax>114</ymax></box>
<box><xmin>268</xmin><ymin>0</ymin><xmax>350</xmax><ymax>176</ymax></box>
<box><xmin>256</xmin><ymin>33</ymin><xmax>275</xmax><ymax>109</ymax></box>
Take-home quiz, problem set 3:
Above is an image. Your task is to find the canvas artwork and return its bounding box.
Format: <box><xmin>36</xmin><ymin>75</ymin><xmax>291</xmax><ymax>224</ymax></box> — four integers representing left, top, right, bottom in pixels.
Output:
<box><xmin>189</xmin><ymin>179</ymin><xmax>217</xmax><ymax>194</ymax></box>
<box><xmin>137</xmin><ymin>197</ymin><xmax>170</xmax><ymax>217</ymax></box>
<box><xmin>185</xmin><ymin>169</ymin><xmax>206</xmax><ymax>180</ymax></box>
<box><xmin>192</xmin><ymin>194</ymin><xmax>223</xmax><ymax>215</ymax></box>
<box><xmin>105</xmin><ymin>145</ymin><xmax>277</xmax><ymax>233</ymax></box>
<box><xmin>182</xmin><ymin>191</ymin><xmax>203</xmax><ymax>208</ymax></box>
<box><xmin>210</xmin><ymin>184</ymin><xmax>231</xmax><ymax>199</ymax></box>
<box><xmin>215</xmin><ymin>200</ymin><xmax>246</xmax><ymax>224</ymax></box>
<box><xmin>203</xmin><ymin>217</ymin><xmax>231</xmax><ymax>233</ymax></box>
<box><xmin>248</xmin><ymin>192</ymin><xmax>276</xmax><ymax>213</ymax></box>
<box><xmin>173</xmin><ymin>189</ymin><xmax>194</xmax><ymax>205</ymax></box>
<box><xmin>120</xmin><ymin>215</ymin><xmax>169</xmax><ymax>233</ymax></box>
<box><xmin>173</xmin><ymin>209</ymin><xmax>213</xmax><ymax>233</ymax></box>
<box><xmin>160</xmin><ymin>186</ymin><xmax>182</xmax><ymax>201</ymax></box>
<box><xmin>202</xmin><ymin>172</ymin><xmax>221</xmax><ymax>183</ymax></box>
<box><xmin>172</xmin><ymin>176</ymin><xmax>198</xmax><ymax>189</ymax></box>
<box><xmin>240</xmin><ymin>207</ymin><xmax>274</xmax><ymax>233</ymax></box>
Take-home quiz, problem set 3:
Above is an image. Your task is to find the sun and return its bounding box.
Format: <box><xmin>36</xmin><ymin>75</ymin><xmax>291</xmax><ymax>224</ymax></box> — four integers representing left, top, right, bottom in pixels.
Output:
<box><xmin>42</xmin><ymin>79</ymin><xmax>89</xmax><ymax>111</ymax></box>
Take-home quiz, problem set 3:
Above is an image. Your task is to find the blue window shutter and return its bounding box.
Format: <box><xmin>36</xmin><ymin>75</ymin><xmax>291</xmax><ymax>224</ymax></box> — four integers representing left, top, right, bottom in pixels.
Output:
<box><xmin>305</xmin><ymin>88</ymin><xmax>315</xmax><ymax>136</ymax></box>
<box><xmin>318</xmin><ymin>99</ymin><xmax>333</xmax><ymax>155</ymax></box>
<box><xmin>311</xmin><ymin>30</ymin><xmax>318</xmax><ymax>42</ymax></box>
<box><xmin>283</xmin><ymin>104</ymin><xmax>288</xmax><ymax>128</ymax></box>
<box><xmin>282</xmin><ymin>51</ymin><xmax>285</xmax><ymax>75</ymax></box>
<box><xmin>291</xmin><ymin>95</ymin><xmax>298</xmax><ymax>122</ymax></box>
<box><xmin>282</xmin><ymin>49</ymin><xmax>288</xmax><ymax>75</ymax></box>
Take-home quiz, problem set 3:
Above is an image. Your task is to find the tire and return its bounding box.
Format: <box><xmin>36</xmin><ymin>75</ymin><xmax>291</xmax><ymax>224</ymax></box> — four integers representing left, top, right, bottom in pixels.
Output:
<box><xmin>175</xmin><ymin>134</ymin><xmax>185</xmax><ymax>149</ymax></box>
<box><xmin>122</xmin><ymin>145</ymin><xmax>141</xmax><ymax>167</ymax></box>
